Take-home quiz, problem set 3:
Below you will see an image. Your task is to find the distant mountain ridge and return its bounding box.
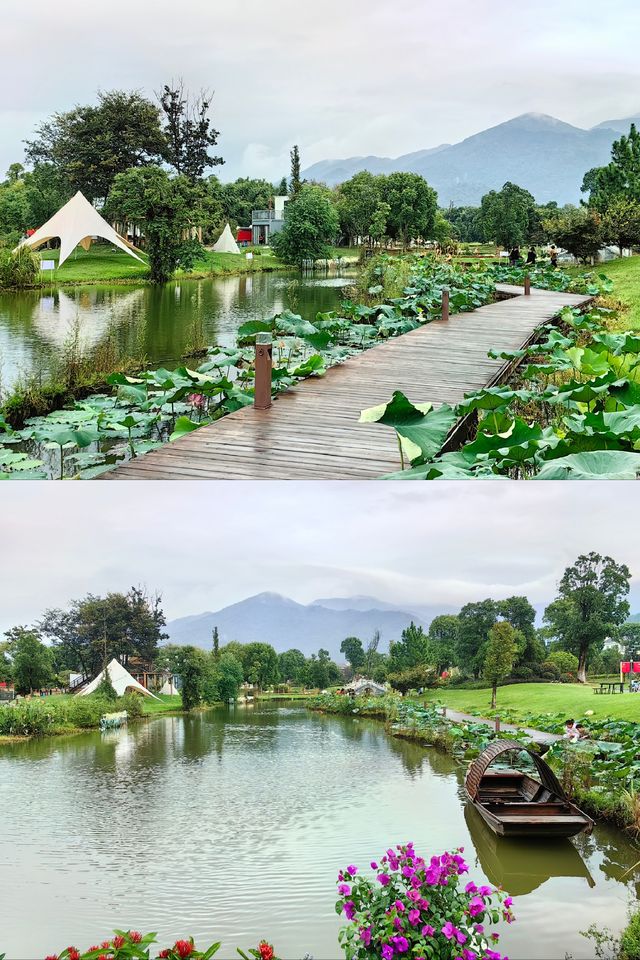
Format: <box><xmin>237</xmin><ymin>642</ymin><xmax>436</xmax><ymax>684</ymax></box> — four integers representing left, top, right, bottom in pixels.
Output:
<box><xmin>165</xmin><ymin>592</ymin><xmax>448</xmax><ymax>658</ymax></box>
<box><xmin>302</xmin><ymin>112</ymin><xmax>640</xmax><ymax>205</ymax></box>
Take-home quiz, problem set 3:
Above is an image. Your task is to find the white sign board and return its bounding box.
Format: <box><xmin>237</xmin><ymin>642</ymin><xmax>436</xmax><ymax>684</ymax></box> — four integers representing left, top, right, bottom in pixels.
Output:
<box><xmin>40</xmin><ymin>260</ymin><xmax>56</xmax><ymax>271</ymax></box>
<box><xmin>245</xmin><ymin>252</ymin><xmax>253</xmax><ymax>260</ymax></box>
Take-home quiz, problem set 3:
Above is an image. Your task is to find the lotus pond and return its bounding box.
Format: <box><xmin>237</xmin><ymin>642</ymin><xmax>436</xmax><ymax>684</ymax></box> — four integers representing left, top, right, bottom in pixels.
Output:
<box><xmin>1</xmin><ymin>701</ymin><xmax>639</xmax><ymax>959</ymax></box>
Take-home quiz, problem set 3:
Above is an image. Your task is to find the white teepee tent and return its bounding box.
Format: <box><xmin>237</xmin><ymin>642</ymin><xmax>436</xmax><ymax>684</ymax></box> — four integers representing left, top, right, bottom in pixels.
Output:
<box><xmin>213</xmin><ymin>222</ymin><xmax>241</xmax><ymax>255</ymax></box>
<box><xmin>159</xmin><ymin>677</ymin><xmax>180</xmax><ymax>696</ymax></box>
<box><xmin>17</xmin><ymin>191</ymin><xmax>144</xmax><ymax>267</ymax></box>
<box><xmin>79</xmin><ymin>658</ymin><xmax>159</xmax><ymax>699</ymax></box>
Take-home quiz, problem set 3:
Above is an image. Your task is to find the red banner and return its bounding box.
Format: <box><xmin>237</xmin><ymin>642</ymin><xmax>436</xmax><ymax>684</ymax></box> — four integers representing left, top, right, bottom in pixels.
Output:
<box><xmin>621</xmin><ymin>662</ymin><xmax>631</xmax><ymax>673</ymax></box>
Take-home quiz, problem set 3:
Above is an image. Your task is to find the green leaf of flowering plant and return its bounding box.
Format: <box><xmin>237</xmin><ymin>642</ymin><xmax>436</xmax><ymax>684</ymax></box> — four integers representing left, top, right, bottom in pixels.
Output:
<box><xmin>360</xmin><ymin>392</ymin><xmax>457</xmax><ymax>464</ymax></box>
<box><xmin>169</xmin><ymin>417</ymin><xmax>202</xmax><ymax>441</ymax></box>
<box><xmin>536</xmin><ymin>450</ymin><xmax>640</xmax><ymax>480</ymax></box>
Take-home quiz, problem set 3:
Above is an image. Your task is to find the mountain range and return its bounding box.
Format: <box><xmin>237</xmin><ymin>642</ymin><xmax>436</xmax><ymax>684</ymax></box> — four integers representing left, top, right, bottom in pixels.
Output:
<box><xmin>302</xmin><ymin>112</ymin><xmax>640</xmax><ymax>206</ymax></box>
<box><xmin>165</xmin><ymin>592</ymin><xmax>640</xmax><ymax>660</ymax></box>
<box><xmin>165</xmin><ymin>592</ymin><xmax>455</xmax><ymax>658</ymax></box>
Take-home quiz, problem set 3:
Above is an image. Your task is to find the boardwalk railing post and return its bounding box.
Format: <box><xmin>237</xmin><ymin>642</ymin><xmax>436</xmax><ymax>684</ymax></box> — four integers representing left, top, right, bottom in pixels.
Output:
<box><xmin>442</xmin><ymin>285</ymin><xmax>450</xmax><ymax>322</ymax></box>
<box><xmin>254</xmin><ymin>333</ymin><xmax>273</xmax><ymax>410</ymax></box>
<box><xmin>524</xmin><ymin>275</ymin><xmax>531</xmax><ymax>296</ymax></box>
<box><xmin>495</xmin><ymin>717</ymin><xmax>501</xmax><ymax>733</ymax></box>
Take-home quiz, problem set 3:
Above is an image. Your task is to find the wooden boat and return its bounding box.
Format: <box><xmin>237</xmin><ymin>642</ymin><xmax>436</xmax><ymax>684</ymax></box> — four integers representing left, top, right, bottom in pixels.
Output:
<box><xmin>464</xmin><ymin>740</ymin><xmax>594</xmax><ymax>839</ymax></box>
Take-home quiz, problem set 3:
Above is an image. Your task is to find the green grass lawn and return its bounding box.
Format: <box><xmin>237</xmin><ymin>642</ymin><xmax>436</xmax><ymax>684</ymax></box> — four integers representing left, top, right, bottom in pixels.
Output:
<box><xmin>142</xmin><ymin>693</ymin><xmax>183</xmax><ymax>713</ymax></box>
<box><xmin>35</xmin><ymin>243</ymin><xmax>285</xmax><ymax>284</ymax></box>
<box><xmin>423</xmin><ymin>682</ymin><xmax>640</xmax><ymax>723</ymax></box>
<box><xmin>575</xmin><ymin>254</ymin><xmax>640</xmax><ymax>329</ymax></box>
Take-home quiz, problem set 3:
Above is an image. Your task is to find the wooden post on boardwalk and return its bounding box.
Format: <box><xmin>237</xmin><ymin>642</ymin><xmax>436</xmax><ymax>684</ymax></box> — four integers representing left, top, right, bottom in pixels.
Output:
<box><xmin>442</xmin><ymin>286</ymin><xmax>450</xmax><ymax>321</ymax></box>
<box><xmin>254</xmin><ymin>333</ymin><xmax>273</xmax><ymax>410</ymax></box>
<box><xmin>524</xmin><ymin>275</ymin><xmax>531</xmax><ymax>296</ymax></box>
<box><xmin>495</xmin><ymin>717</ymin><xmax>501</xmax><ymax>733</ymax></box>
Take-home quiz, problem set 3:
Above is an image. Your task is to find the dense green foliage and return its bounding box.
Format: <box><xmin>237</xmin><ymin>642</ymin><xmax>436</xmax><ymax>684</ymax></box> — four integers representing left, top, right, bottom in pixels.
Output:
<box><xmin>6</xmin><ymin>627</ymin><xmax>53</xmax><ymax>694</ymax></box>
<box><xmin>0</xmin><ymin>693</ymin><xmax>143</xmax><ymax>737</ymax></box>
<box><xmin>0</xmin><ymin>245</ymin><xmax>41</xmax><ymax>288</ymax></box>
<box><xmin>483</xmin><ymin>622</ymin><xmax>518</xmax><ymax>707</ymax></box>
<box><xmin>272</xmin><ymin>185</ymin><xmax>340</xmax><ymax>265</ymax></box>
<box><xmin>479</xmin><ymin>181</ymin><xmax>539</xmax><ymax>248</ymax></box>
<box><xmin>582</xmin><ymin>124</ymin><xmax>640</xmax><ymax>211</ymax></box>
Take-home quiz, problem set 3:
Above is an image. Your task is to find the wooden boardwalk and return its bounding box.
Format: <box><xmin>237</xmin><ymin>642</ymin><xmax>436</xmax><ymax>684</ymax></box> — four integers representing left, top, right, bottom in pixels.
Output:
<box><xmin>103</xmin><ymin>284</ymin><xmax>593</xmax><ymax>480</ymax></box>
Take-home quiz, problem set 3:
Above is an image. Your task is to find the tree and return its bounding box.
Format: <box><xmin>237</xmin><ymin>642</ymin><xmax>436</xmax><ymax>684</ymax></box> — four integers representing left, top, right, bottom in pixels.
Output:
<box><xmin>550</xmin><ymin>206</ymin><xmax>603</xmax><ymax>263</ymax></box>
<box><xmin>158</xmin><ymin>80</ymin><xmax>223</xmax><ymax>180</ymax></box>
<box><xmin>290</xmin><ymin>145</ymin><xmax>303</xmax><ymax>197</ymax></box>
<box><xmin>335</xmin><ymin>172</ymin><xmax>382</xmax><ymax>246</ymax></box>
<box><xmin>107</xmin><ymin>166</ymin><xmax>210</xmax><ymax>282</ymax></box>
<box><xmin>369</xmin><ymin>201</ymin><xmax>390</xmax><ymax>249</ymax></box>
<box><xmin>205</xmin><ymin>651</ymin><xmax>244</xmax><ymax>703</ymax></box>
<box><xmin>307</xmin><ymin>648</ymin><xmax>340</xmax><ymax>689</ymax></box>
<box><xmin>271</xmin><ymin>184</ymin><xmax>339</xmax><ymax>265</ymax></box>
<box><xmin>340</xmin><ymin>636</ymin><xmax>366</xmax><ymax>674</ymax></box>
<box><xmin>543</xmin><ymin>552</ymin><xmax>631</xmax><ymax>682</ymax></box>
<box><xmin>40</xmin><ymin>587</ymin><xmax>167</xmax><ymax>677</ymax></box>
<box><xmin>387</xmin><ymin>664</ymin><xmax>434</xmax><ymax>694</ymax></box>
<box><xmin>241</xmin><ymin>642</ymin><xmax>279</xmax><ymax>689</ymax></box>
<box><xmin>388</xmin><ymin>622</ymin><xmax>430</xmax><ymax>673</ymax></box>
<box><xmin>497</xmin><ymin>596</ymin><xmax>544</xmax><ymax>664</ymax></box>
<box><xmin>378</xmin><ymin>172</ymin><xmax>438</xmax><ymax>248</ymax></box>
<box><xmin>95</xmin><ymin>670</ymin><xmax>118</xmax><ymax>701</ymax></box>
<box><xmin>364</xmin><ymin>630</ymin><xmax>381</xmax><ymax>676</ymax></box>
<box><xmin>212</xmin><ymin>626</ymin><xmax>220</xmax><ymax>658</ymax></box>
<box><xmin>216</xmin><ymin>177</ymin><xmax>275</xmax><ymax>228</ymax></box>
<box><xmin>5</xmin><ymin>627</ymin><xmax>53</xmax><ymax>695</ymax></box>
<box><xmin>428</xmin><ymin>615</ymin><xmax>459</xmax><ymax>672</ymax></box>
<box><xmin>483</xmin><ymin>621</ymin><xmax>517</xmax><ymax>708</ymax></box>
<box><xmin>546</xmin><ymin>650</ymin><xmax>579</xmax><ymax>676</ymax></box>
<box><xmin>479</xmin><ymin>182</ymin><xmax>537</xmax><ymax>248</ymax></box>
<box><xmin>277</xmin><ymin>648</ymin><xmax>307</xmax><ymax>685</ymax></box>
<box><xmin>276</xmin><ymin>177</ymin><xmax>288</xmax><ymax>196</ymax></box>
<box><xmin>456</xmin><ymin>600</ymin><xmax>498</xmax><ymax>677</ymax></box>
<box><xmin>581</xmin><ymin>124</ymin><xmax>640</xmax><ymax>211</ymax></box>
<box><xmin>618</xmin><ymin>622</ymin><xmax>640</xmax><ymax>659</ymax></box>
<box><xmin>601</xmin><ymin>198</ymin><xmax>640</xmax><ymax>256</ymax></box>
<box><xmin>25</xmin><ymin>90</ymin><xmax>166</xmax><ymax>203</ymax></box>
<box><xmin>170</xmin><ymin>646</ymin><xmax>209</xmax><ymax>710</ymax></box>
<box><xmin>443</xmin><ymin>206</ymin><xmax>485</xmax><ymax>243</ymax></box>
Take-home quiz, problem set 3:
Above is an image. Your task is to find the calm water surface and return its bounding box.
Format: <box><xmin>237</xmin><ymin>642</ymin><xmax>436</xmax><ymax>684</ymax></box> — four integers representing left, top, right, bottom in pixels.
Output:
<box><xmin>0</xmin><ymin>703</ymin><xmax>638</xmax><ymax>959</ymax></box>
<box><xmin>0</xmin><ymin>271</ymin><xmax>355</xmax><ymax>391</ymax></box>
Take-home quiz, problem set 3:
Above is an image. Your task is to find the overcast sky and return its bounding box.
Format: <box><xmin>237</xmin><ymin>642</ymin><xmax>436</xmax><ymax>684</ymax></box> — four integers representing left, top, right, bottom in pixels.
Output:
<box><xmin>0</xmin><ymin>482</ymin><xmax>638</xmax><ymax>632</ymax></box>
<box><xmin>1</xmin><ymin>0</ymin><xmax>639</xmax><ymax>181</ymax></box>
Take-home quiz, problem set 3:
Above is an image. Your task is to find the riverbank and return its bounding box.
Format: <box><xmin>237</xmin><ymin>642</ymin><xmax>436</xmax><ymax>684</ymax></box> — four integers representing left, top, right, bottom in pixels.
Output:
<box><xmin>0</xmin><ymin>692</ymin><xmax>183</xmax><ymax>741</ymax></box>
<box><xmin>308</xmin><ymin>694</ymin><xmax>640</xmax><ymax>833</ymax></box>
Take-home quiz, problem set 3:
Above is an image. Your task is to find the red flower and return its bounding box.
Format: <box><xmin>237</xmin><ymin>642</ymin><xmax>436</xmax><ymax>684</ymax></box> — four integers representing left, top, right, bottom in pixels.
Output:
<box><xmin>98</xmin><ymin>955</ymin><xmax>110</xmax><ymax>960</ymax></box>
<box><xmin>44</xmin><ymin>955</ymin><xmax>58</xmax><ymax>960</ymax></box>
<box><xmin>259</xmin><ymin>942</ymin><xmax>274</xmax><ymax>960</ymax></box>
<box><xmin>174</xmin><ymin>942</ymin><xmax>194</xmax><ymax>959</ymax></box>
<box><xmin>130</xmin><ymin>932</ymin><xmax>143</xmax><ymax>944</ymax></box>
<box><xmin>157</xmin><ymin>951</ymin><xmax>170</xmax><ymax>959</ymax></box>
<box><xmin>67</xmin><ymin>949</ymin><xmax>81</xmax><ymax>960</ymax></box>
<box><xmin>101</xmin><ymin>944</ymin><xmax>112</xmax><ymax>950</ymax></box>
<box><xmin>112</xmin><ymin>936</ymin><xmax>126</xmax><ymax>949</ymax></box>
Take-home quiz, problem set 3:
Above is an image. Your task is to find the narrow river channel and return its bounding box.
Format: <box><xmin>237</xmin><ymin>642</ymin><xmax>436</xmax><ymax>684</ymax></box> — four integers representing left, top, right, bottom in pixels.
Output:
<box><xmin>0</xmin><ymin>270</ymin><xmax>355</xmax><ymax>392</ymax></box>
<box><xmin>0</xmin><ymin>702</ymin><xmax>637</xmax><ymax>958</ymax></box>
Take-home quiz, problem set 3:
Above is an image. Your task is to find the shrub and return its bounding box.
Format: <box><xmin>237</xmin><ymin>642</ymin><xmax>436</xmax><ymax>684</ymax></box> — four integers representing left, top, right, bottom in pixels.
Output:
<box><xmin>0</xmin><ymin>245</ymin><xmax>41</xmax><ymax>288</ymax></box>
<box><xmin>540</xmin><ymin>660</ymin><xmax>561</xmax><ymax>681</ymax></box>
<box><xmin>336</xmin><ymin>843</ymin><xmax>513</xmax><ymax>960</ymax></box>
<box><xmin>621</xmin><ymin>910</ymin><xmax>640</xmax><ymax>960</ymax></box>
<box><xmin>547</xmin><ymin>651</ymin><xmax>579</xmax><ymax>675</ymax></box>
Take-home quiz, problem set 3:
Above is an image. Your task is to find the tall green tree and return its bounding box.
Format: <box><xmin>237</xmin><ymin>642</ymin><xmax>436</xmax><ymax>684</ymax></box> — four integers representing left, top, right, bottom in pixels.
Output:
<box><xmin>307</xmin><ymin>648</ymin><xmax>340</xmax><ymax>689</ymax></box>
<box><xmin>550</xmin><ymin>206</ymin><xmax>603</xmax><ymax>263</ymax></box>
<box><xmin>427</xmin><ymin>615</ymin><xmax>459</xmax><ymax>672</ymax></box>
<box><xmin>215</xmin><ymin>177</ymin><xmax>275</xmax><ymax>227</ymax></box>
<box><xmin>158</xmin><ymin>80</ymin><xmax>223</xmax><ymax>180</ymax></box>
<box><xmin>335</xmin><ymin>171</ymin><xmax>382</xmax><ymax>245</ymax></box>
<box><xmin>497</xmin><ymin>596</ymin><xmax>544</xmax><ymax>664</ymax></box>
<box><xmin>40</xmin><ymin>587</ymin><xmax>167</xmax><ymax>677</ymax></box>
<box><xmin>107</xmin><ymin>166</ymin><xmax>210</xmax><ymax>282</ymax></box>
<box><xmin>290</xmin><ymin>145</ymin><xmax>303</xmax><ymax>197</ymax></box>
<box><xmin>271</xmin><ymin>184</ymin><xmax>339</xmax><ymax>265</ymax></box>
<box><xmin>25</xmin><ymin>90</ymin><xmax>166</xmax><ymax>203</ymax></box>
<box><xmin>171</xmin><ymin>645</ymin><xmax>209</xmax><ymax>710</ymax></box>
<box><xmin>212</xmin><ymin>626</ymin><xmax>220</xmax><ymax>658</ymax></box>
<box><xmin>340</xmin><ymin>636</ymin><xmax>366</xmax><ymax>674</ymax></box>
<box><xmin>483</xmin><ymin>621</ymin><xmax>518</xmax><ymax>709</ymax></box>
<box><xmin>241</xmin><ymin>642</ymin><xmax>279</xmax><ymax>689</ymax></box>
<box><xmin>205</xmin><ymin>651</ymin><xmax>244</xmax><ymax>703</ymax></box>
<box><xmin>600</xmin><ymin>198</ymin><xmax>640</xmax><ymax>257</ymax></box>
<box><xmin>479</xmin><ymin>182</ymin><xmax>537</xmax><ymax>248</ymax></box>
<box><xmin>618</xmin><ymin>622</ymin><xmax>640</xmax><ymax>658</ymax></box>
<box><xmin>277</xmin><ymin>648</ymin><xmax>307</xmax><ymax>684</ymax></box>
<box><xmin>364</xmin><ymin>629</ymin><xmax>381</xmax><ymax>676</ymax></box>
<box><xmin>5</xmin><ymin>627</ymin><xmax>53</xmax><ymax>695</ymax></box>
<box><xmin>581</xmin><ymin>124</ymin><xmax>640</xmax><ymax>210</ymax></box>
<box><xmin>456</xmin><ymin>600</ymin><xmax>498</xmax><ymax>677</ymax></box>
<box><xmin>543</xmin><ymin>552</ymin><xmax>631</xmax><ymax>682</ymax></box>
<box><xmin>379</xmin><ymin>172</ymin><xmax>438</xmax><ymax>248</ymax></box>
<box><xmin>388</xmin><ymin>622</ymin><xmax>430</xmax><ymax>672</ymax></box>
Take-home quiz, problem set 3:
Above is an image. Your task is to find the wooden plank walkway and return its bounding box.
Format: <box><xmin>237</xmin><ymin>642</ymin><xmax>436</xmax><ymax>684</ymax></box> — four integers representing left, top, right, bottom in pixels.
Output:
<box><xmin>102</xmin><ymin>284</ymin><xmax>593</xmax><ymax>480</ymax></box>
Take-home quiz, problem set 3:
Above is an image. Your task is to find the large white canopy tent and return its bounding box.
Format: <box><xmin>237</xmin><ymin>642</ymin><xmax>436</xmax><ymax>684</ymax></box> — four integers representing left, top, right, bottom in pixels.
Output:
<box><xmin>79</xmin><ymin>658</ymin><xmax>159</xmax><ymax>700</ymax></box>
<box><xmin>213</xmin><ymin>222</ymin><xmax>241</xmax><ymax>255</ymax></box>
<box><xmin>17</xmin><ymin>191</ymin><xmax>144</xmax><ymax>268</ymax></box>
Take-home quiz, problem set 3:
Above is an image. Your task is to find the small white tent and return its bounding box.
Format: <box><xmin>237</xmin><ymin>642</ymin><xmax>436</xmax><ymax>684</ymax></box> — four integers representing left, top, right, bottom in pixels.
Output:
<box><xmin>17</xmin><ymin>191</ymin><xmax>144</xmax><ymax>268</ymax></box>
<box><xmin>79</xmin><ymin>658</ymin><xmax>159</xmax><ymax>700</ymax></box>
<box><xmin>213</xmin><ymin>223</ymin><xmax>241</xmax><ymax>255</ymax></box>
<box><xmin>159</xmin><ymin>677</ymin><xmax>180</xmax><ymax>696</ymax></box>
